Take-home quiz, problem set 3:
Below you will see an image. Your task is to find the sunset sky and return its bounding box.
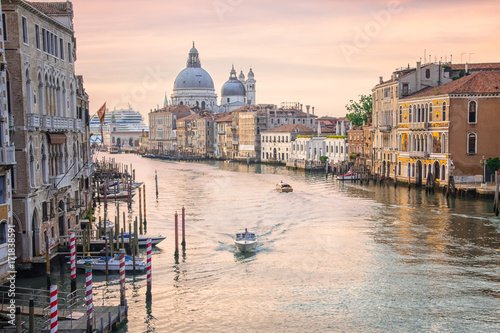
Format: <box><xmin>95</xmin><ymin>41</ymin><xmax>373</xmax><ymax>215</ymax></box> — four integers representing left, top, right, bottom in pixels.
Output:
<box><xmin>71</xmin><ymin>0</ymin><xmax>500</xmax><ymax>120</ymax></box>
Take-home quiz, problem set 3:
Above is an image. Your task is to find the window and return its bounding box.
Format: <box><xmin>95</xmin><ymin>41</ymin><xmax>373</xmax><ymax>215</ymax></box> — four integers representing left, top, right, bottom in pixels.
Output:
<box><xmin>42</xmin><ymin>202</ymin><xmax>48</xmax><ymax>221</ymax></box>
<box><xmin>442</xmin><ymin>102</ymin><xmax>447</xmax><ymax>121</ymax></box>
<box><xmin>402</xmin><ymin>83</ymin><xmax>409</xmax><ymax>96</ymax></box>
<box><xmin>0</xmin><ymin>222</ymin><xmax>6</xmax><ymax>244</ymax></box>
<box><xmin>42</xmin><ymin>28</ymin><xmax>47</xmax><ymax>52</ymax></box>
<box><xmin>35</xmin><ymin>25</ymin><xmax>40</xmax><ymax>49</ymax></box>
<box><xmin>68</xmin><ymin>42</ymin><xmax>73</xmax><ymax>63</ymax></box>
<box><xmin>468</xmin><ymin>101</ymin><xmax>477</xmax><ymax>123</ymax></box>
<box><xmin>399</xmin><ymin>106</ymin><xmax>402</xmax><ymax>123</ymax></box>
<box><xmin>467</xmin><ymin>133</ymin><xmax>476</xmax><ymax>154</ymax></box>
<box><xmin>425</xmin><ymin>68</ymin><xmax>430</xmax><ymax>79</ymax></box>
<box><xmin>429</xmin><ymin>104</ymin><xmax>433</xmax><ymax>122</ymax></box>
<box><xmin>22</xmin><ymin>16</ymin><xmax>28</xmax><ymax>44</ymax></box>
<box><xmin>0</xmin><ymin>176</ymin><xmax>5</xmax><ymax>204</ymax></box>
<box><xmin>2</xmin><ymin>14</ymin><xmax>6</xmax><ymax>40</ymax></box>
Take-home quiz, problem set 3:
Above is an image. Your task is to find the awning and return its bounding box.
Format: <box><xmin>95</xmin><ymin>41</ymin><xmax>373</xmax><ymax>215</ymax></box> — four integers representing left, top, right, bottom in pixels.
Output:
<box><xmin>47</xmin><ymin>133</ymin><xmax>67</xmax><ymax>144</ymax></box>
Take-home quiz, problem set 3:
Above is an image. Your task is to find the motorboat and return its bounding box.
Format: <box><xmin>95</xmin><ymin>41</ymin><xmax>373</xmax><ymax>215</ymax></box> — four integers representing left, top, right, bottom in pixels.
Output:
<box><xmin>336</xmin><ymin>172</ymin><xmax>360</xmax><ymax>181</ymax></box>
<box><xmin>98</xmin><ymin>220</ymin><xmax>114</xmax><ymax>233</ymax></box>
<box><xmin>73</xmin><ymin>255</ymin><xmax>146</xmax><ymax>272</ymax></box>
<box><xmin>235</xmin><ymin>230</ymin><xmax>257</xmax><ymax>252</ymax></box>
<box><xmin>102</xmin><ymin>233</ymin><xmax>165</xmax><ymax>247</ymax></box>
<box><xmin>276</xmin><ymin>181</ymin><xmax>293</xmax><ymax>193</ymax></box>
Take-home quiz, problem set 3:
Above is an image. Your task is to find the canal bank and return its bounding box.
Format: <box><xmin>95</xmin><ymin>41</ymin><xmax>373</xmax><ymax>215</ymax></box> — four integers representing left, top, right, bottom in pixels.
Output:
<box><xmin>13</xmin><ymin>153</ymin><xmax>500</xmax><ymax>332</ymax></box>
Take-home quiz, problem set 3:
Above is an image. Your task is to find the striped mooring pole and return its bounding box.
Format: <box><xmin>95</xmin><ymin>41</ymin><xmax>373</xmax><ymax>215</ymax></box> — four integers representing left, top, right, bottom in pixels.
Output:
<box><xmin>85</xmin><ymin>257</ymin><xmax>94</xmax><ymax>332</ymax></box>
<box><xmin>50</xmin><ymin>285</ymin><xmax>58</xmax><ymax>333</ymax></box>
<box><xmin>119</xmin><ymin>249</ymin><xmax>126</xmax><ymax>306</ymax></box>
<box><xmin>146</xmin><ymin>238</ymin><xmax>152</xmax><ymax>288</ymax></box>
<box><xmin>70</xmin><ymin>233</ymin><xmax>76</xmax><ymax>293</ymax></box>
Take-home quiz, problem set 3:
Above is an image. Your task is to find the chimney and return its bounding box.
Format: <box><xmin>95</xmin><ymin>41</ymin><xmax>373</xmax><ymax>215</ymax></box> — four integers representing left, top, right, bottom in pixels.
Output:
<box><xmin>465</xmin><ymin>62</ymin><xmax>469</xmax><ymax>75</ymax></box>
<box><xmin>312</xmin><ymin>107</ymin><xmax>315</xmax><ymax>115</ymax></box>
<box><xmin>306</xmin><ymin>105</ymin><xmax>310</xmax><ymax>115</ymax></box>
<box><xmin>416</xmin><ymin>61</ymin><xmax>421</xmax><ymax>91</ymax></box>
<box><xmin>300</xmin><ymin>104</ymin><xmax>303</xmax><ymax>111</ymax></box>
<box><xmin>379</xmin><ymin>76</ymin><xmax>383</xmax><ymax>84</ymax></box>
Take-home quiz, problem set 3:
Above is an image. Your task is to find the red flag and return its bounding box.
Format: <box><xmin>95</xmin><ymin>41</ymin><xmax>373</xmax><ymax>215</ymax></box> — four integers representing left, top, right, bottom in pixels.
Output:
<box><xmin>97</xmin><ymin>102</ymin><xmax>106</xmax><ymax>124</ymax></box>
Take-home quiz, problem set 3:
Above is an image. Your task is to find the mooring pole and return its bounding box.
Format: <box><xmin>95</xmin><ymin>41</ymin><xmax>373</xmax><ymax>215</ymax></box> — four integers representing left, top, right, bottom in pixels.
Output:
<box><xmin>139</xmin><ymin>187</ymin><xmax>143</xmax><ymax>235</ymax></box>
<box><xmin>181</xmin><ymin>206</ymin><xmax>186</xmax><ymax>247</ymax></box>
<box><xmin>143</xmin><ymin>184</ymin><xmax>147</xmax><ymax>232</ymax></box>
<box><xmin>105</xmin><ymin>235</ymin><xmax>109</xmax><ymax>280</ymax></box>
<box><xmin>70</xmin><ymin>232</ymin><xmax>77</xmax><ymax>293</ymax></box>
<box><xmin>85</xmin><ymin>257</ymin><xmax>94</xmax><ymax>333</ymax></box>
<box><xmin>174</xmin><ymin>211</ymin><xmax>179</xmax><ymax>259</ymax></box>
<box><xmin>29</xmin><ymin>299</ymin><xmax>35</xmax><ymax>333</ymax></box>
<box><xmin>45</xmin><ymin>233</ymin><xmax>51</xmax><ymax>290</ymax></box>
<box><xmin>49</xmin><ymin>286</ymin><xmax>57</xmax><ymax>333</ymax></box>
<box><xmin>119</xmin><ymin>249</ymin><xmax>126</xmax><ymax>306</ymax></box>
<box><xmin>155</xmin><ymin>170</ymin><xmax>159</xmax><ymax>198</ymax></box>
<box><xmin>146</xmin><ymin>238</ymin><xmax>152</xmax><ymax>290</ymax></box>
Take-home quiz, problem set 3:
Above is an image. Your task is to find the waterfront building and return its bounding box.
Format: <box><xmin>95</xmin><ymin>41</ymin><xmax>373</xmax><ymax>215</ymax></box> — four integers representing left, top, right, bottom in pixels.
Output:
<box><xmin>261</xmin><ymin>124</ymin><xmax>313</xmax><ymax>163</ymax></box>
<box><xmin>191</xmin><ymin>112</ymin><xmax>216</xmax><ymax>157</ymax></box>
<box><xmin>4</xmin><ymin>0</ymin><xmax>91</xmax><ymax>263</ymax></box>
<box><xmin>397</xmin><ymin>70</ymin><xmax>500</xmax><ymax>186</ymax></box>
<box><xmin>371</xmin><ymin>62</ymin><xmax>452</xmax><ymax>179</ymax></box>
<box><xmin>176</xmin><ymin>113</ymin><xmax>197</xmax><ymax>154</ymax></box>
<box><xmin>0</xmin><ymin>2</ymin><xmax>15</xmax><ymax>279</ymax></box>
<box><xmin>215</xmin><ymin>113</ymin><xmax>233</xmax><ymax>159</ymax></box>
<box><xmin>148</xmin><ymin>105</ymin><xmax>191</xmax><ymax>154</ymax></box>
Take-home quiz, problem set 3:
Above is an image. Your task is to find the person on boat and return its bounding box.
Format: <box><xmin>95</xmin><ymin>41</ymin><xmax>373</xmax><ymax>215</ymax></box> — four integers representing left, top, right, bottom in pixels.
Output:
<box><xmin>244</xmin><ymin>228</ymin><xmax>248</xmax><ymax>237</ymax></box>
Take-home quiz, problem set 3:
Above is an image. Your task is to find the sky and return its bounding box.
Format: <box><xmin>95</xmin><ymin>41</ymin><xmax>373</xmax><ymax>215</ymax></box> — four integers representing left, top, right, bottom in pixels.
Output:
<box><xmin>71</xmin><ymin>0</ymin><xmax>500</xmax><ymax>121</ymax></box>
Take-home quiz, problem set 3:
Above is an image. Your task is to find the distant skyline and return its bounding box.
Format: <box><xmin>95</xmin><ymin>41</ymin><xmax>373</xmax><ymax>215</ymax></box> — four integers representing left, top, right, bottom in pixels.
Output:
<box><xmin>72</xmin><ymin>0</ymin><xmax>500</xmax><ymax>120</ymax></box>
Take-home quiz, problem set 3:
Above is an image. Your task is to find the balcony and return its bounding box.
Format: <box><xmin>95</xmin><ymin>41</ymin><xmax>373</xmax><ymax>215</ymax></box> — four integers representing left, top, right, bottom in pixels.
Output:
<box><xmin>27</xmin><ymin>113</ymin><xmax>40</xmax><ymax>130</ymax></box>
<box><xmin>0</xmin><ymin>145</ymin><xmax>16</xmax><ymax>166</ymax></box>
<box><xmin>38</xmin><ymin>115</ymin><xmax>83</xmax><ymax>132</ymax></box>
<box><xmin>409</xmin><ymin>151</ymin><xmax>428</xmax><ymax>159</ymax></box>
<box><xmin>50</xmin><ymin>173</ymin><xmax>72</xmax><ymax>189</ymax></box>
<box><xmin>379</xmin><ymin>125</ymin><xmax>392</xmax><ymax>133</ymax></box>
<box><xmin>409</xmin><ymin>122</ymin><xmax>429</xmax><ymax>131</ymax></box>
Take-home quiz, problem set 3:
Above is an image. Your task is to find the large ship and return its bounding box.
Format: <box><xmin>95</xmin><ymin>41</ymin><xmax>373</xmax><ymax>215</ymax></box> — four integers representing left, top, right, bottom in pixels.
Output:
<box><xmin>90</xmin><ymin>107</ymin><xmax>148</xmax><ymax>134</ymax></box>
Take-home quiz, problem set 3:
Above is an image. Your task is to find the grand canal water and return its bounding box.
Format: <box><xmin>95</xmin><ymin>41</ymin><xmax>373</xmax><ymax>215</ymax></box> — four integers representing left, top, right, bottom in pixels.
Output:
<box><xmin>19</xmin><ymin>153</ymin><xmax>500</xmax><ymax>332</ymax></box>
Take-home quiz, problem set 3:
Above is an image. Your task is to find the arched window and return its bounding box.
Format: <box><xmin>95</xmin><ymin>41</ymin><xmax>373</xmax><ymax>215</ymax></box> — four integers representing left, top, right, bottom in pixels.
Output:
<box><xmin>441</xmin><ymin>164</ymin><xmax>446</xmax><ymax>181</ymax></box>
<box><xmin>398</xmin><ymin>161</ymin><xmax>401</xmax><ymax>175</ymax></box>
<box><xmin>38</xmin><ymin>74</ymin><xmax>44</xmax><ymax>114</ymax></box>
<box><xmin>467</xmin><ymin>133</ymin><xmax>476</xmax><ymax>154</ymax></box>
<box><xmin>409</xmin><ymin>105</ymin><xmax>412</xmax><ymax>123</ymax></box>
<box><xmin>468</xmin><ymin>101</ymin><xmax>477</xmax><ymax>123</ymax></box>
<box><xmin>417</xmin><ymin>104</ymin><xmax>421</xmax><ymax>122</ymax></box>
<box><xmin>29</xmin><ymin>146</ymin><xmax>35</xmax><ymax>187</ymax></box>
<box><xmin>25</xmin><ymin>70</ymin><xmax>32</xmax><ymax>114</ymax></box>
<box><xmin>413</xmin><ymin>105</ymin><xmax>417</xmax><ymax>122</ymax></box>
<box><xmin>41</xmin><ymin>144</ymin><xmax>48</xmax><ymax>184</ymax></box>
<box><xmin>442</xmin><ymin>101</ymin><xmax>447</xmax><ymax>121</ymax></box>
<box><xmin>429</xmin><ymin>104</ymin><xmax>433</xmax><ymax>122</ymax></box>
<box><xmin>424</xmin><ymin>104</ymin><xmax>428</xmax><ymax>122</ymax></box>
<box><xmin>425</xmin><ymin>68</ymin><xmax>431</xmax><ymax>79</ymax></box>
<box><xmin>399</xmin><ymin>106</ymin><xmax>402</xmax><ymax>124</ymax></box>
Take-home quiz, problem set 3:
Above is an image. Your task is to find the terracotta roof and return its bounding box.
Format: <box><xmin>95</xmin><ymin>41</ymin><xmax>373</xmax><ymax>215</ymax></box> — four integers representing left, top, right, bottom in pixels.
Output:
<box><xmin>263</xmin><ymin>124</ymin><xmax>313</xmax><ymax>133</ymax></box>
<box><xmin>402</xmin><ymin>71</ymin><xmax>500</xmax><ymax>99</ymax></box>
<box><xmin>450</xmin><ymin>63</ymin><xmax>500</xmax><ymax>71</ymax></box>
<box><xmin>178</xmin><ymin>114</ymin><xmax>197</xmax><ymax>121</ymax></box>
<box><xmin>28</xmin><ymin>2</ymin><xmax>70</xmax><ymax>15</ymax></box>
<box><xmin>215</xmin><ymin>114</ymin><xmax>233</xmax><ymax>122</ymax></box>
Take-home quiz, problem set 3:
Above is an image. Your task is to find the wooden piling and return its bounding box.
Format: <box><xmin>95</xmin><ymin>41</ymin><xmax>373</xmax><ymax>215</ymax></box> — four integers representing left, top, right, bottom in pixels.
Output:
<box><xmin>155</xmin><ymin>170</ymin><xmax>159</xmax><ymax>198</ymax></box>
<box><xmin>29</xmin><ymin>299</ymin><xmax>34</xmax><ymax>333</ymax></box>
<box><xmin>181</xmin><ymin>206</ymin><xmax>186</xmax><ymax>247</ymax></box>
<box><xmin>134</xmin><ymin>216</ymin><xmax>139</xmax><ymax>257</ymax></box>
<box><xmin>174</xmin><ymin>211</ymin><xmax>179</xmax><ymax>258</ymax></box>
<box><xmin>105</xmin><ymin>235</ymin><xmax>109</xmax><ymax>279</ymax></box>
<box><xmin>143</xmin><ymin>184</ymin><xmax>147</xmax><ymax>232</ymax></box>
<box><xmin>139</xmin><ymin>187</ymin><xmax>143</xmax><ymax>234</ymax></box>
<box><xmin>15</xmin><ymin>307</ymin><xmax>21</xmax><ymax>333</ymax></box>
<box><xmin>45</xmin><ymin>234</ymin><xmax>50</xmax><ymax>289</ymax></box>
<box><xmin>121</xmin><ymin>228</ymin><xmax>125</xmax><ymax>249</ymax></box>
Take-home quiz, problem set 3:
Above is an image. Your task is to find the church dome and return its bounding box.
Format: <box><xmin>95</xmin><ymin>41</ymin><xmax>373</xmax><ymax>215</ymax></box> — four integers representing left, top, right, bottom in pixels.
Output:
<box><xmin>238</xmin><ymin>71</ymin><xmax>245</xmax><ymax>81</ymax></box>
<box><xmin>173</xmin><ymin>42</ymin><xmax>215</xmax><ymax>91</ymax></box>
<box><xmin>174</xmin><ymin>67</ymin><xmax>215</xmax><ymax>90</ymax></box>
<box><xmin>222</xmin><ymin>65</ymin><xmax>246</xmax><ymax>96</ymax></box>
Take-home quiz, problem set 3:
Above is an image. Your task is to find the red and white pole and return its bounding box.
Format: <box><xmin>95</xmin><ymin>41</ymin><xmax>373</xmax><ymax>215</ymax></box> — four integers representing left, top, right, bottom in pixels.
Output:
<box><xmin>119</xmin><ymin>249</ymin><xmax>126</xmax><ymax>306</ymax></box>
<box><xmin>50</xmin><ymin>285</ymin><xmax>58</xmax><ymax>333</ymax></box>
<box><xmin>70</xmin><ymin>232</ymin><xmax>76</xmax><ymax>293</ymax></box>
<box><xmin>85</xmin><ymin>258</ymin><xmax>93</xmax><ymax>332</ymax></box>
<box><xmin>146</xmin><ymin>238</ymin><xmax>152</xmax><ymax>287</ymax></box>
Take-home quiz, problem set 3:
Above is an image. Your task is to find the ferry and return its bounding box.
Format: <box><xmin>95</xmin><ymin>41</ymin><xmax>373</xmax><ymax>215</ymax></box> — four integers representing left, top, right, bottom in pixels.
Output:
<box><xmin>90</xmin><ymin>107</ymin><xmax>148</xmax><ymax>135</ymax></box>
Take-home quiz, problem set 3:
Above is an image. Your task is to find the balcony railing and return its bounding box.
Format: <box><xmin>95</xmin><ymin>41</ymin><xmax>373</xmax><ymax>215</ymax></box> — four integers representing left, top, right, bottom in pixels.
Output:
<box><xmin>0</xmin><ymin>145</ymin><xmax>16</xmax><ymax>166</ymax></box>
<box><xmin>409</xmin><ymin>122</ymin><xmax>429</xmax><ymax>131</ymax></box>
<box><xmin>32</xmin><ymin>115</ymin><xmax>85</xmax><ymax>132</ymax></box>
<box><xmin>50</xmin><ymin>173</ymin><xmax>72</xmax><ymax>189</ymax></box>
<box><xmin>27</xmin><ymin>113</ymin><xmax>40</xmax><ymax>130</ymax></box>
<box><xmin>409</xmin><ymin>151</ymin><xmax>428</xmax><ymax>159</ymax></box>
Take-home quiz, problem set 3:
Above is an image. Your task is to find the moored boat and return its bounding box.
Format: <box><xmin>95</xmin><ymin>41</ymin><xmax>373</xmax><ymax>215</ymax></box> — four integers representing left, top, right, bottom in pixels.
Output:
<box><xmin>73</xmin><ymin>255</ymin><xmax>146</xmax><ymax>272</ymax></box>
<box><xmin>276</xmin><ymin>181</ymin><xmax>293</xmax><ymax>193</ymax></box>
<box><xmin>336</xmin><ymin>172</ymin><xmax>360</xmax><ymax>181</ymax></box>
<box><xmin>235</xmin><ymin>229</ymin><xmax>257</xmax><ymax>252</ymax></box>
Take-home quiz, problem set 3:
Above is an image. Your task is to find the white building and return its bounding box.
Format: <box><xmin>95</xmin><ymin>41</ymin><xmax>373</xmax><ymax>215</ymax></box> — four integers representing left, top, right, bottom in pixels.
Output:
<box><xmin>261</xmin><ymin>124</ymin><xmax>313</xmax><ymax>163</ymax></box>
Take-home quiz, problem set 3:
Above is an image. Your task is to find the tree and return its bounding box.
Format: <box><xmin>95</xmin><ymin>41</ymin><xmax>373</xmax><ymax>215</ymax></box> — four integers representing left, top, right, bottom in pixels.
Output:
<box><xmin>486</xmin><ymin>157</ymin><xmax>500</xmax><ymax>175</ymax></box>
<box><xmin>345</xmin><ymin>94</ymin><xmax>372</xmax><ymax>127</ymax></box>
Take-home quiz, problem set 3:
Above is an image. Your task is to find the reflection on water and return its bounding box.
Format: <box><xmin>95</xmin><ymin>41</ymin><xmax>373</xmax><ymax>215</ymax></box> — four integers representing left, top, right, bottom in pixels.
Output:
<box><xmin>22</xmin><ymin>153</ymin><xmax>500</xmax><ymax>332</ymax></box>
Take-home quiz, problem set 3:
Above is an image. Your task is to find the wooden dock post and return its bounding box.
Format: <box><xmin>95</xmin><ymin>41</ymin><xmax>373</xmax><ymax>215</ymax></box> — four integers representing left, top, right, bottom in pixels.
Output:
<box><xmin>143</xmin><ymin>184</ymin><xmax>147</xmax><ymax>232</ymax></box>
<box><xmin>155</xmin><ymin>170</ymin><xmax>158</xmax><ymax>198</ymax></box>
<box><xmin>109</xmin><ymin>230</ymin><xmax>114</xmax><ymax>259</ymax></box>
<box><xmin>121</xmin><ymin>228</ymin><xmax>125</xmax><ymax>249</ymax></box>
<box><xmin>28</xmin><ymin>299</ymin><xmax>34</xmax><ymax>333</ymax></box>
<box><xmin>139</xmin><ymin>187</ymin><xmax>143</xmax><ymax>235</ymax></box>
<box><xmin>181</xmin><ymin>206</ymin><xmax>186</xmax><ymax>247</ymax></box>
<box><xmin>105</xmin><ymin>236</ymin><xmax>109</xmax><ymax>280</ymax></box>
<box><xmin>115</xmin><ymin>216</ymin><xmax>119</xmax><ymax>255</ymax></box>
<box><xmin>45</xmin><ymin>233</ymin><xmax>51</xmax><ymax>290</ymax></box>
<box><xmin>134</xmin><ymin>216</ymin><xmax>139</xmax><ymax>255</ymax></box>
<box><xmin>98</xmin><ymin>216</ymin><xmax>102</xmax><ymax>238</ymax></box>
<box><xmin>15</xmin><ymin>307</ymin><xmax>21</xmax><ymax>333</ymax></box>
<box><xmin>174</xmin><ymin>211</ymin><xmax>179</xmax><ymax>259</ymax></box>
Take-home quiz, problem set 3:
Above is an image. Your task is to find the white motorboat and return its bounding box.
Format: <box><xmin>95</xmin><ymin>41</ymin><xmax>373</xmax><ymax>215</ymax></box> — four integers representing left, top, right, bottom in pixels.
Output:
<box><xmin>235</xmin><ymin>230</ymin><xmax>257</xmax><ymax>252</ymax></box>
<box><xmin>73</xmin><ymin>255</ymin><xmax>146</xmax><ymax>272</ymax></box>
<box><xmin>102</xmin><ymin>233</ymin><xmax>165</xmax><ymax>247</ymax></box>
<box><xmin>336</xmin><ymin>172</ymin><xmax>360</xmax><ymax>181</ymax></box>
<box><xmin>276</xmin><ymin>181</ymin><xmax>293</xmax><ymax>193</ymax></box>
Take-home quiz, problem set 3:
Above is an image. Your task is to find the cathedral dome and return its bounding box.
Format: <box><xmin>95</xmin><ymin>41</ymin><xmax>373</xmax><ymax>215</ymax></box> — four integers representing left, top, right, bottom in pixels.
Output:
<box><xmin>174</xmin><ymin>67</ymin><xmax>215</xmax><ymax>90</ymax></box>
<box><xmin>221</xmin><ymin>65</ymin><xmax>246</xmax><ymax>96</ymax></box>
<box><xmin>173</xmin><ymin>42</ymin><xmax>215</xmax><ymax>91</ymax></box>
